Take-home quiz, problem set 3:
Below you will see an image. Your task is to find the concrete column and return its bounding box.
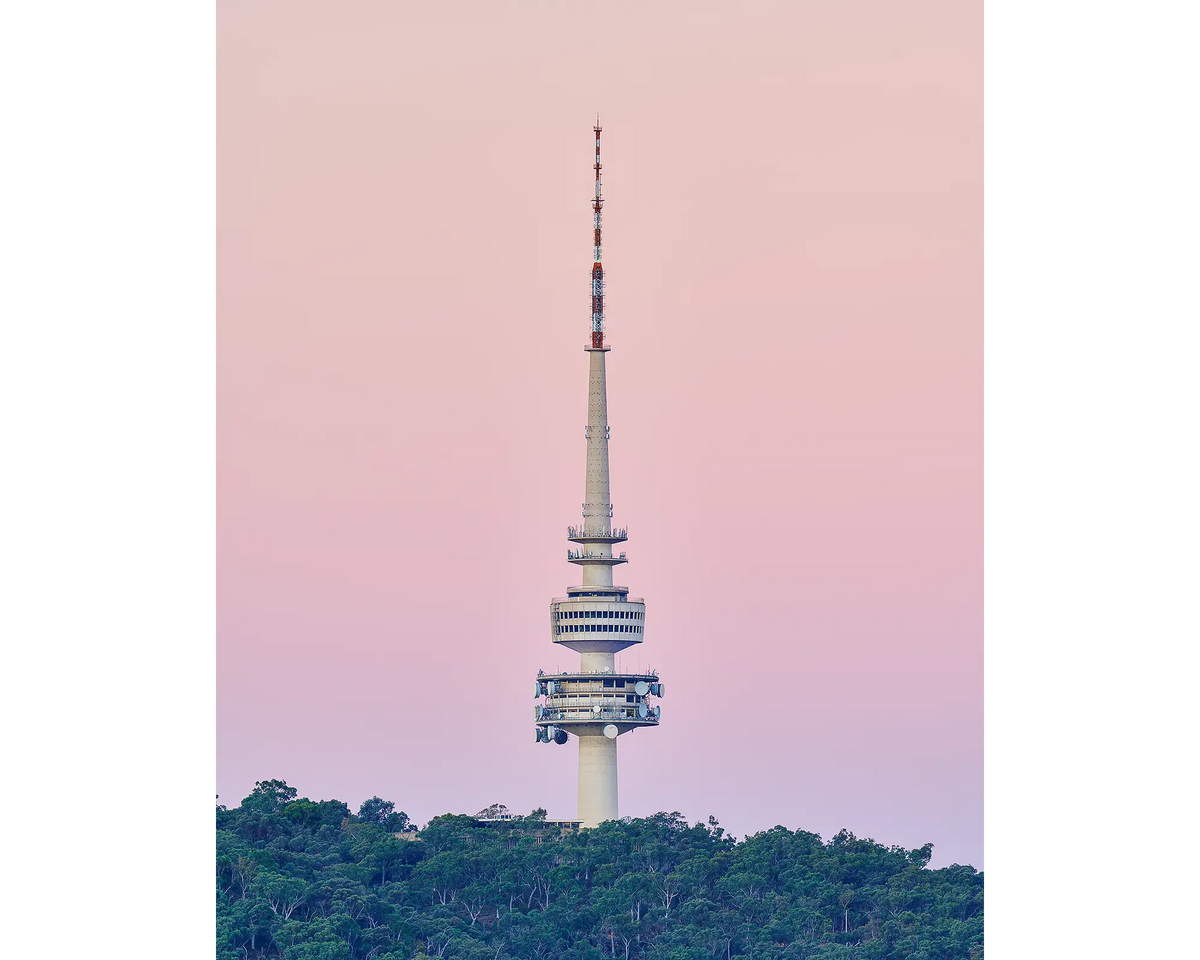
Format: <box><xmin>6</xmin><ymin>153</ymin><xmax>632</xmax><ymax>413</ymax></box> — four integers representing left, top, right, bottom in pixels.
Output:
<box><xmin>580</xmin><ymin>651</ymin><xmax>615</xmax><ymax>673</ymax></box>
<box><xmin>582</xmin><ymin>347</ymin><xmax>614</xmax><ymax>588</ymax></box>
<box><xmin>577</xmin><ymin>733</ymin><xmax>618</xmax><ymax>827</ymax></box>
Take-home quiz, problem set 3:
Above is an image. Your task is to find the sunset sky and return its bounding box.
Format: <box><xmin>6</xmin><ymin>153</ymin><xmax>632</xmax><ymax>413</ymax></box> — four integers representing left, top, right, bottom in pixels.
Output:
<box><xmin>218</xmin><ymin>0</ymin><xmax>981</xmax><ymax>867</ymax></box>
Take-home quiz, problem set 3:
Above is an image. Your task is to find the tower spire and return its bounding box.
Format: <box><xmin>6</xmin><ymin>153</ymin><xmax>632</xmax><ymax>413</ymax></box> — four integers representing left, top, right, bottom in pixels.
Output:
<box><xmin>591</xmin><ymin>120</ymin><xmax>604</xmax><ymax>348</ymax></box>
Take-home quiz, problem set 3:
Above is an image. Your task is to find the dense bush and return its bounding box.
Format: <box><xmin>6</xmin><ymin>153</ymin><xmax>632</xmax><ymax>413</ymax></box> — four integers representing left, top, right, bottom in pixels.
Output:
<box><xmin>217</xmin><ymin>780</ymin><xmax>982</xmax><ymax>959</ymax></box>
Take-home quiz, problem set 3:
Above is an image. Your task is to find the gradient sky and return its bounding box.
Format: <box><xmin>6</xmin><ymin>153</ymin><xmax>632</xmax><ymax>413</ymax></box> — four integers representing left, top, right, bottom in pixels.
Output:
<box><xmin>218</xmin><ymin>0</ymin><xmax>981</xmax><ymax>867</ymax></box>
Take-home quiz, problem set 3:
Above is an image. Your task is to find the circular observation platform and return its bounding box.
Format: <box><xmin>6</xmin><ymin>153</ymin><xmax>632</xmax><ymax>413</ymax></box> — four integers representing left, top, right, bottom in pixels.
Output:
<box><xmin>550</xmin><ymin>596</ymin><xmax>646</xmax><ymax>651</ymax></box>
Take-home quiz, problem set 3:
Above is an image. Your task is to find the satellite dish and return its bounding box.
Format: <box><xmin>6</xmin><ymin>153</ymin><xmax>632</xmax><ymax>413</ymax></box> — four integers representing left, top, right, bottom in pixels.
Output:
<box><xmin>592</xmin><ymin>704</ymin><xmax>602</xmax><ymax>716</ymax></box>
<box><xmin>637</xmin><ymin>702</ymin><xmax>648</xmax><ymax>718</ymax></box>
<box><xmin>653</xmin><ymin>705</ymin><xmax>661</xmax><ymax>719</ymax></box>
<box><xmin>554</xmin><ymin>729</ymin><xmax>569</xmax><ymax>745</ymax></box>
<box><xmin>634</xmin><ymin>681</ymin><xmax>649</xmax><ymax>696</ymax></box>
<box><xmin>657</xmin><ymin>682</ymin><xmax>664</xmax><ymax>698</ymax></box>
<box><xmin>534</xmin><ymin>682</ymin><xmax>540</xmax><ymax>698</ymax></box>
<box><xmin>649</xmin><ymin>683</ymin><xmax>660</xmax><ymax>697</ymax></box>
<box><xmin>535</xmin><ymin>705</ymin><xmax>543</xmax><ymax>720</ymax></box>
<box><xmin>547</xmin><ymin>681</ymin><xmax>557</xmax><ymax>695</ymax></box>
<box><xmin>603</xmin><ymin>724</ymin><xmax>619</xmax><ymax>739</ymax></box>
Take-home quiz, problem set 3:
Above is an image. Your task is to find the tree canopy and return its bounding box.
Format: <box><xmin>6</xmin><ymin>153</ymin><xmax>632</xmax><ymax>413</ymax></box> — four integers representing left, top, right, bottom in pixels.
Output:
<box><xmin>217</xmin><ymin>781</ymin><xmax>982</xmax><ymax>959</ymax></box>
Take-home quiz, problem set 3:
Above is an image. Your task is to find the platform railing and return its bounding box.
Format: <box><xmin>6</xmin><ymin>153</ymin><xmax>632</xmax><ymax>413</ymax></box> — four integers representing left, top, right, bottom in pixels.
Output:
<box><xmin>567</xmin><ymin>525</ymin><xmax>628</xmax><ymax>540</ymax></box>
<box><xmin>539</xmin><ymin>706</ymin><xmax>659</xmax><ymax>723</ymax></box>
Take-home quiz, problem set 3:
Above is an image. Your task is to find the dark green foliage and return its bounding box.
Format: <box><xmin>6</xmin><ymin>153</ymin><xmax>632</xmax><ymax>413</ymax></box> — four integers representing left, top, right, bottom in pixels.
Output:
<box><xmin>217</xmin><ymin>783</ymin><xmax>982</xmax><ymax>960</ymax></box>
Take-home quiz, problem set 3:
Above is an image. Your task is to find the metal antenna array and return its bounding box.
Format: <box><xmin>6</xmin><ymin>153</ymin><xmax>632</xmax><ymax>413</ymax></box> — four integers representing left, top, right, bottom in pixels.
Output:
<box><xmin>591</xmin><ymin>120</ymin><xmax>605</xmax><ymax>349</ymax></box>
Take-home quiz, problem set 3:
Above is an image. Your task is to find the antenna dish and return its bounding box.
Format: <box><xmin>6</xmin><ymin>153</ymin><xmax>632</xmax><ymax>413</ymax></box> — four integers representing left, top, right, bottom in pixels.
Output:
<box><xmin>634</xmin><ymin>680</ymin><xmax>649</xmax><ymax>696</ymax></box>
<box><xmin>603</xmin><ymin>724</ymin><xmax>619</xmax><ymax>739</ymax></box>
<box><xmin>554</xmin><ymin>729</ymin><xmax>569</xmax><ymax>745</ymax></box>
<box><xmin>637</xmin><ymin>702</ymin><xmax>648</xmax><ymax>719</ymax></box>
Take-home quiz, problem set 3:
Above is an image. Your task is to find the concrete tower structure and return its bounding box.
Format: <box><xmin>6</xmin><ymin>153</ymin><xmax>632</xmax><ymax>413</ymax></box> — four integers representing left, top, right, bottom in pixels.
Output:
<box><xmin>533</xmin><ymin>123</ymin><xmax>662</xmax><ymax>828</ymax></box>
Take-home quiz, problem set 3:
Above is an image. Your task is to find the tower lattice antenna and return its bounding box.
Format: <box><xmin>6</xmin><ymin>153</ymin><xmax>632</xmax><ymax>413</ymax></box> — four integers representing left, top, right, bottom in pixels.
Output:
<box><xmin>591</xmin><ymin>119</ymin><xmax>605</xmax><ymax>348</ymax></box>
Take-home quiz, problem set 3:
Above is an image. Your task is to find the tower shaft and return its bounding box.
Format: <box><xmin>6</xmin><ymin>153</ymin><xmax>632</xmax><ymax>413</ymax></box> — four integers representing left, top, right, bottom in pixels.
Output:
<box><xmin>582</xmin><ymin>346</ymin><xmax>614</xmax><ymax>588</ymax></box>
<box><xmin>578</xmin><ymin>734</ymin><xmax>618</xmax><ymax>825</ymax></box>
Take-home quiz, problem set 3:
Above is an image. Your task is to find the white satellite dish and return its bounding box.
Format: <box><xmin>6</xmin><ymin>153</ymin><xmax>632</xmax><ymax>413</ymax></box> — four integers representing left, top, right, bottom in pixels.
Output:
<box><xmin>603</xmin><ymin>724</ymin><xmax>619</xmax><ymax>739</ymax></box>
<box><xmin>637</xmin><ymin>702</ymin><xmax>648</xmax><ymax>719</ymax></box>
<box><xmin>634</xmin><ymin>680</ymin><xmax>649</xmax><ymax>696</ymax></box>
<box><xmin>592</xmin><ymin>704</ymin><xmax>602</xmax><ymax>716</ymax></box>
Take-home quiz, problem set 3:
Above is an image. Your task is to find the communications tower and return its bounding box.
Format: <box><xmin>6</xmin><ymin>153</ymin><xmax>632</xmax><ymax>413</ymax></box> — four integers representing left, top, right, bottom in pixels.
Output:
<box><xmin>533</xmin><ymin>122</ymin><xmax>663</xmax><ymax>827</ymax></box>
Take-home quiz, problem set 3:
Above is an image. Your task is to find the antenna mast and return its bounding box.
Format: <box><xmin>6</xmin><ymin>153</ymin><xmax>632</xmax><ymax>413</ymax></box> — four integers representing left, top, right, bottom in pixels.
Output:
<box><xmin>591</xmin><ymin>119</ymin><xmax>605</xmax><ymax>348</ymax></box>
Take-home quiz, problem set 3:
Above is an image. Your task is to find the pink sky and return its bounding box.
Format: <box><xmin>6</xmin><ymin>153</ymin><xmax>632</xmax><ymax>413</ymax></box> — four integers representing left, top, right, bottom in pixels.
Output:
<box><xmin>218</xmin><ymin>1</ymin><xmax>981</xmax><ymax>866</ymax></box>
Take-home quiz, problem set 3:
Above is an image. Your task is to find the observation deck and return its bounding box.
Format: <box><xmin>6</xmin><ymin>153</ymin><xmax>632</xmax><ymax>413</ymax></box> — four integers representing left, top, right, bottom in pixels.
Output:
<box><xmin>549</xmin><ymin>597</ymin><xmax>645</xmax><ymax>650</ymax></box>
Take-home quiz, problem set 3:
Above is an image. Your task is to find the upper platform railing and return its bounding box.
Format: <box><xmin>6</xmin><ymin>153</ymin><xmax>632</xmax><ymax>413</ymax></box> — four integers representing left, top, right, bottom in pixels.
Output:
<box><xmin>567</xmin><ymin>525</ymin><xmax>628</xmax><ymax>543</ymax></box>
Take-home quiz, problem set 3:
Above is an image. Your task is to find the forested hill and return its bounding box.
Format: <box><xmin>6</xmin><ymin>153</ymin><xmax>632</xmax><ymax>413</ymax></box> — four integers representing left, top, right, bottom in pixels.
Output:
<box><xmin>216</xmin><ymin>780</ymin><xmax>983</xmax><ymax>960</ymax></box>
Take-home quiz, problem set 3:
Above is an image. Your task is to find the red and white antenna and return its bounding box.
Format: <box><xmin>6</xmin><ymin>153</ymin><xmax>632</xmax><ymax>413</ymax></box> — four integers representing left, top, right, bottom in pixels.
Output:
<box><xmin>591</xmin><ymin>118</ymin><xmax>605</xmax><ymax>348</ymax></box>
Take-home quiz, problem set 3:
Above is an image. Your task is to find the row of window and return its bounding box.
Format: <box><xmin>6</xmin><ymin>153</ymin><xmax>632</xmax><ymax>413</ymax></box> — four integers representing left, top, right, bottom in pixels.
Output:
<box><xmin>549</xmin><ymin>694</ymin><xmax>638</xmax><ymax>703</ymax></box>
<box><xmin>541</xmin><ymin>679</ymin><xmax>642</xmax><ymax>693</ymax></box>
<box><xmin>557</xmin><ymin>624</ymin><xmax>641</xmax><ymax>635</ymax></box>
<box><xmin>555</xmin><ymin>609</ymin><xmax>643</xmax><ymax>621</ymax></box>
